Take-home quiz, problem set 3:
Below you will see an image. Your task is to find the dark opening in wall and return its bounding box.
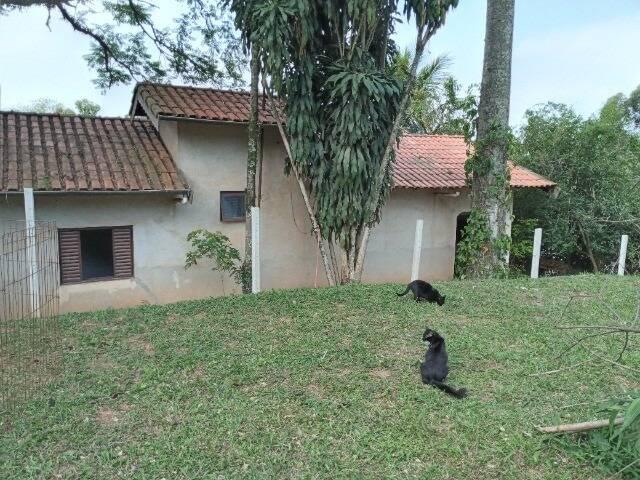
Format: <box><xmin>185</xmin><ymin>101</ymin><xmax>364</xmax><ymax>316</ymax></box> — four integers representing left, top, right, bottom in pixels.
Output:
<box><xmin>455</xmin><ymin>212</ymin><xmax>470</xmax><ymax>248</ymax></box>
<box><xmin>81</xmin><ymin>229</ymin><xmax>114</xmax><ymax>280</ymax></box>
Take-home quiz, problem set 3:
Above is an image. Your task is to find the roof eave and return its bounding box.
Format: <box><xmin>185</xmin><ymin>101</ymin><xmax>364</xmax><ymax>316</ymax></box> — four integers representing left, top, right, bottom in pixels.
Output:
<box><xmin>0</xmin><ymin>188</ymin><xmax>192</xmax><ymax>196</ymax></box>
<box><xmin>156</xmin><ymin>114</ymin><xmax>277</xmax><ymax>126</ymax></box>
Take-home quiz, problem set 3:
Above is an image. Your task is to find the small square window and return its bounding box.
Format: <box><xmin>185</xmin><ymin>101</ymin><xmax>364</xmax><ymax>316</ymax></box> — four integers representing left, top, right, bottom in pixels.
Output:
<box><xmin>220</xmin><ymin>191</ymin><xmax>246</xmax><ymax>222</ymax></box>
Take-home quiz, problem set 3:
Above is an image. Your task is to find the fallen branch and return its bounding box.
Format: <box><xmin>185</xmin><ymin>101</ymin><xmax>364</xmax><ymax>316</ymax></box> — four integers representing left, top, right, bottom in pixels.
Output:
<box><xmin>537</xmin><ymin>417</ymin><xmax>624</xmax><ymax>434</ymax></box>
<box><xmin>556</xmin><ymin>331</ymin><xmax>619</xmax><ymax>358</ymax></box>
<box><xmin>555</xmin><ymin>325</ymin><xmax>640</xmax><ymax>334</ymax></box>
<box><xmin>588</xmin><ymin>351</ymin><xmax>640</xmax><ymax>374</ymax></box>
<box><xmin>527</xmin><ymin>361</ymin><xmax>592</xmax><ymax>377</ymax></box>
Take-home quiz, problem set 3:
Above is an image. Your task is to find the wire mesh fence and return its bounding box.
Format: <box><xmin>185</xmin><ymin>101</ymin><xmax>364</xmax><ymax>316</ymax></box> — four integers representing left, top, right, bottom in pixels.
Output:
<box><xmin>0</xmin><ymin>221</ymin><xmax>62</xmax><ymax>413</ymax></box>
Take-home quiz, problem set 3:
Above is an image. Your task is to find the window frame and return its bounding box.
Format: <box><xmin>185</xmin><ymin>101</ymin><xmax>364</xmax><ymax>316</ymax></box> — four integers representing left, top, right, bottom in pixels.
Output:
<box><xmin>219</xmin><ymin>191</ymin><xmax>247</xmax><ymax>223</ymax></box>
<box><xmin>58</xmin><ymin>225</ymin><xmax>134</xmax><ymax>285</ymax></box>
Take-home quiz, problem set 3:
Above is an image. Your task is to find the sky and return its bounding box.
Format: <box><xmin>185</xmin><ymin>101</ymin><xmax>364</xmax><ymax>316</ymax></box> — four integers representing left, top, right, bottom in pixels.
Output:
<box><xmin>1</xmin><ymin>1</ymin><xmax>639</xmax><ymax>126</ymax></box>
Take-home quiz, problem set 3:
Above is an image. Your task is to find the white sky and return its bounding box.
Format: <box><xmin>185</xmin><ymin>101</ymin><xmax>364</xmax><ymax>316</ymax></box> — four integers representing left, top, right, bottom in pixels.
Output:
<box><xmin>1</xmin><ymin>1</ymin><xmax>639</xmax><ymax>125</ymax></box>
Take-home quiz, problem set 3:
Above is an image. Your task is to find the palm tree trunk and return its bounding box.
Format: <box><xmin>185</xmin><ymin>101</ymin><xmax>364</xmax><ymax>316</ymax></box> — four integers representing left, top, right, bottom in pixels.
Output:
<box><xmin>468</xmin><ymin>0</ymin><xmax>515</xmax><ymax>277</ymax></box>
<box><xmin>243</xmin><ymin>46</ymin><xmax>260</xmax><ymax>293</ymax></box>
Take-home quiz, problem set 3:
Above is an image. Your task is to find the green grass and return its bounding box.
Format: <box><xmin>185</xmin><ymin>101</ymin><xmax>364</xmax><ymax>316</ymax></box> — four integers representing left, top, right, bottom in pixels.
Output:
<box><xmin>1</xmin><ymin>275</ymin><xmax>639</xmax><ymax>479</ymax></box>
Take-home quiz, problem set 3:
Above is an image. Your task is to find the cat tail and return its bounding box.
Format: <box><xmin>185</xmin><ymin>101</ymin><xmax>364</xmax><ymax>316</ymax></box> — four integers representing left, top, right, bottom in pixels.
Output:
<box><xmin>431</xmin><ymin>381</ymin><xmax>467</xmax><ymax>399</ymax></box>
<box><xmin>396</xmin><ymin>284</ymin><xmax>411</xmax><ymax>297</ymax></box>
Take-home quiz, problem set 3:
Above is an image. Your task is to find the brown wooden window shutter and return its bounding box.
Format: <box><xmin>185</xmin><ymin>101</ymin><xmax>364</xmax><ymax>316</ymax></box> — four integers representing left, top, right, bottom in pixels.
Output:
<box><xmin>58</xmin><ymin>230</ymin><xmax>82</xmax><ymax>284</ymax></box>
<box><xmin>112</xmin><ymin>227</ymin><xmax>134</xmax><ymax>279</ymax></box>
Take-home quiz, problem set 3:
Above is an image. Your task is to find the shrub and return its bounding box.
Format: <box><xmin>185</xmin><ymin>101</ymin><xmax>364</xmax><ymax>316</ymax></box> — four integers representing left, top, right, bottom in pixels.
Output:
<box><xmin>185</xmin><ymin>229</ymin><xmax>250</xmax><ymax>292</ymax></box>
<box><xmin>555</xmin><ymin>393</ymin><xmax>640</xmax><ymax>478</ymax></box>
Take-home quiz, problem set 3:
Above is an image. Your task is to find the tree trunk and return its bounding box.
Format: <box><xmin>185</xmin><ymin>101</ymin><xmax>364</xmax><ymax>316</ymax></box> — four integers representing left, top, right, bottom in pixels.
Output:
<box><xmin>261</xmin><ymin>77</ymin><xmax>337</xmax><ymax>287</ymax></box>
<box><xmin>468</xmin><ymin>0</ymin><xmax>515</xmax><ymax>278</ymax></box>
<box><xmin>243</xmin><ymin>46</ymin><xmax>260</xmax><ymax>293</ymax></box>
<box><xmin>576</xmin><ymin>219</ymin><xmax>599</xmax><ymax>273</ymax></box>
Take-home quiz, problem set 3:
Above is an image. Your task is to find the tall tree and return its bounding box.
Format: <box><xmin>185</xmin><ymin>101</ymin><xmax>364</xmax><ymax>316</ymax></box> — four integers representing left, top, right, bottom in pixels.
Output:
<box><xmin>228</xmin><ymin>0</ymin><xmax>459</xmax><ymax>284</ymax></box>
<box><xmin>242</xmin><ymin>46</ymin><xmax>261</xmax><ymax>293</ymax></box>
<box><xmin>464</xmin><ymin>0</ymin><xmax>515</xmax><ymax>277</ymax></box>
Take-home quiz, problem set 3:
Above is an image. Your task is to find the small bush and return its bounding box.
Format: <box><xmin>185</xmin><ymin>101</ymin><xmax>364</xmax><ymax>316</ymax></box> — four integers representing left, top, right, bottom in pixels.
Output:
<box><xmin>185</xmin><ymin>229</ymin><xmax>250</xmax><ymax>292</ymax></box>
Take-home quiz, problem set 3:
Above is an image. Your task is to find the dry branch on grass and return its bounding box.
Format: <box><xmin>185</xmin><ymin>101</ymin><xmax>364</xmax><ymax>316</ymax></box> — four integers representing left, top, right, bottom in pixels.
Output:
<box><xmin>554</xmin><ymin>286</ymin><xmax>640</xmax><ymax>364</ymax></box>
<box><xmin>537</xmin><ymin>417</ymin><xmax>624</xmax><ymax>434</ymax></box>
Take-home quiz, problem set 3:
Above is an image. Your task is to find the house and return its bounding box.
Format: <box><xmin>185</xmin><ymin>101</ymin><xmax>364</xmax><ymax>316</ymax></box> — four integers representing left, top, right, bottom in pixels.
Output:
<box><xmin>0</xmin><ymin>83</ymin><xmax>555</xmax><ymax>313</ymax></box>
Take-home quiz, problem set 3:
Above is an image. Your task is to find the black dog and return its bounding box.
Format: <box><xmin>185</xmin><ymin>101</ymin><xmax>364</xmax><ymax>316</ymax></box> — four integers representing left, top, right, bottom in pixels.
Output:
<box><xmin>397</xmin><ymin>280</ymin><xmax>445</xmax><ymax>306</ymax></box>
<box><xmin>420</xmin><ymin>328</ymin><xmax>467</xmax><ymax>399</ymax></box>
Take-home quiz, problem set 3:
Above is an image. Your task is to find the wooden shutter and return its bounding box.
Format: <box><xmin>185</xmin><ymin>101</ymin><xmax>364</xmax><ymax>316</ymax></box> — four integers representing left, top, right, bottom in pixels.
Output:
<box><xmin>112</xmin><ymin>226</ymin><xmax>134</xmax><ymax>279</ymax></box>
<box><xmin>58</xmin><ymin>230</ymin><xmax>82</xmax><ymax>284</ymax></box>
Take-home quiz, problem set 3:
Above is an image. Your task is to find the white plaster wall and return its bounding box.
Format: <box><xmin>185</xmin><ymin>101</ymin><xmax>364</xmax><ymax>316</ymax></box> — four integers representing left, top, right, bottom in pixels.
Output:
<box><xmin>0</xmin><ymin>193</ymin><xmax>228</xmax><ymax>312</ymax></box>
<box><xmin>364</xmin><ymin>190</ymin><xmax>471</xmax><ymax>283</ymax></box>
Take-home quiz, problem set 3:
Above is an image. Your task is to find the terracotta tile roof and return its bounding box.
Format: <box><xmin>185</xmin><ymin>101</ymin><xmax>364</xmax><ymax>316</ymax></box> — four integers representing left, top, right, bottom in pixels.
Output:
<box><xmin>132</xmin><ymin>82</ymin><xmax>277</xmax><ymax>124</ymax></box>
<box><xmin>394</xmin><ymin>134</ymin><xmax>556</xmax><ymax>190</ymax></box>
<box><xmin>0</xmin><ymin>111</ymin><xmax>189</xmax><ymax>193</ymax></box>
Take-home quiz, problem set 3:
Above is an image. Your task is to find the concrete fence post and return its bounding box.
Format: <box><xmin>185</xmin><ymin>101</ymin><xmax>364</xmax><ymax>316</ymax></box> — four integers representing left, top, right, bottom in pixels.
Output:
<box><xmin>411</xmin><ymin>219</ymin><xmax>424</xmax><ymax>281</ymax></box>
<box><xmin>530</xmin><ymin>228</ymin><xmax>542</xmax><ymax>279</ymax></box>
<box><xmin>618</xmin><ymin>234</ymin><xmax>628</xmax><ymax>276</ymax></box>
<box><xmin>24</xmin><ymin>188</ymin><xmax>40</xmax><ymax>317</ymax></box>
<box><xmin>251</xmin><ymin>206</ymin><xmax>261</xmax><ymax>293</ymax></box>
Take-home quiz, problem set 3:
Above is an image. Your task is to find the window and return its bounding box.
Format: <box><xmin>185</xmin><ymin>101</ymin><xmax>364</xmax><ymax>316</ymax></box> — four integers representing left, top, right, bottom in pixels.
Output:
<box><xmin>220</xmin><ymin>191</ymin><xmax>246</xmax><ymax>222</ymax></box>
<box><xmin>58</xmin><ymin>226</ymin><xmax>133</xmax><ymax>284</ymax></box>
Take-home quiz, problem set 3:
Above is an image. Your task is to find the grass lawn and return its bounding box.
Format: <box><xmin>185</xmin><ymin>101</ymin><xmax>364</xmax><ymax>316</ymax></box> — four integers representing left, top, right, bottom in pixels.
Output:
<box><xmin>1</xmin><ymin>275</ymin><xmax>639</xmax><ymax>479</ymax></box>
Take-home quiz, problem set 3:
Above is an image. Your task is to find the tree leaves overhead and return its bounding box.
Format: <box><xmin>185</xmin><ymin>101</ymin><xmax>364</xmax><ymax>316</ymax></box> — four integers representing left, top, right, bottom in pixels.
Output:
<box><xmin>7</xmin><ymin>0</ymin><xmax>245</xmax><ymax>89</ymax></box>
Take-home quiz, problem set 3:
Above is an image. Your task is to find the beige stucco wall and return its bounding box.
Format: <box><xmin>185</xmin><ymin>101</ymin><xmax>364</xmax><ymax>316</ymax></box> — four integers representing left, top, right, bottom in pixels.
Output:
<box><xmin>364</xmin><ymin>190</ymin><xmax>470</xmax><ymax>283</ymax></box>
<box><xmin>0</xmin><ymin>119</ymin><xmax>471</xmax><ymax>313</ymax></box>
<box><xmin>0</xmin><ymin>193</ymin><xmax>236</xmax><ymax>312</ymax></box>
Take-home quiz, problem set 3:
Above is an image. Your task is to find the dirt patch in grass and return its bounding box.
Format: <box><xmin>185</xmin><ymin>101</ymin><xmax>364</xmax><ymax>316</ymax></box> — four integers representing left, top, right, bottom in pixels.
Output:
<box><xmin>89</xmin><ymin>355</ymin><xmax>116</xmax><ymax>371</ymax></box>
<box><xmin>305</xmin><ymin>383</ymin><xmax>325</xmax><ymax>399</ymax></box>
<box><xmin>190</xmin><ymin>364</ymin><xmax>206</xmax><ymax>380</ymax></box>
<box><xmin>277</xmin><ymin>316</ymin><xmax>294</xmax><ymax>326</ymax></box>
<box><xmin>96</xmin><ymin>403</ymin><xmax>132</xmax><ymax>427</ymax></box>
<box><xmin>81</xmin><ymin>320</ymin><xmax>100</xmax><ymax>332</ymax></box>
<box><xmin>126</xmin><ymin>335</ymin><xmax>155</xmax><ymax>355</ymax></box>
<box><xmin>96</xmin><ymin>407</ymin><xmax>120</xmax><ymax>426</ymax></box>
<box><xmin>370</xmin><ymin>367</ymin><xmax>392</xmax><ymax>379</ymax></box>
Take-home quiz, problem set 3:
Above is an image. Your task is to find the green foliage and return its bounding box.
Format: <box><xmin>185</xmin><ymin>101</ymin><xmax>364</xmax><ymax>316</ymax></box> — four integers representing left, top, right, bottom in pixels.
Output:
<box><xmin>22</xmin><ymin>98</ymin><xmax>75</xmax><ymax>115</ymax></box>
<box><xmin>509</xmin><ymin>218</ymin><xmax>537</xmax><ymax>272</ymax></box>
<box><xmin>185</xmin><ymin>229</ymin><xmax>250</xmax><ymax>292</ymax></box>
<box><xmin>74</xmin><ymin>99</ymin><xmax>101</xmax><ymax>116</ymax></box>
<box><xmin>390</xmin><ymin>51</ymin><xmax>478</xmax><ymax>136</ymax></box>
<box><xmin>227</xmin><ymin>0</ymin><xmax>458</xmax><ymax>254</ymax></box>
<box><xmin>12</xmin><ymin>1</ymin><xmax>244</xmax><ymax>89</ymax></box>
<box><xmin>455</xmin><ymin>208</ymin><xmax>513</xmax><ymax>279</ymax></box>
<box><xmin>556</xmin><ymin>393</ymin><xmax>640</xmax><ymax>478</ymax></box>
<box><xmin>454</xmin><ymin>209</ymin><xmax>490</xmax><ymax>278</ymax></box>
<box><xmin>514</xmin><ymin>96</ymin><xmax>640</xmax><ymax>272</ymax></box>
<box><xmin>20</xmin><ymin>97</ymin><xmax>100</xmax><ymax>116</ymax></box>
<box><xmin>627</xmin><ymin>85</ymin><xmax>640</xmax><ymax>129</ymax></box>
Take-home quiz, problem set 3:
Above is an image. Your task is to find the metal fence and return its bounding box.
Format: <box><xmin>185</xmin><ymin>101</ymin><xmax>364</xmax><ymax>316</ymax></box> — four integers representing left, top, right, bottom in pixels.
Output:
<box><xmin>0</xmin><ymin>221</ymin><xmax>62</xmax><ymax>413</ymax></box>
